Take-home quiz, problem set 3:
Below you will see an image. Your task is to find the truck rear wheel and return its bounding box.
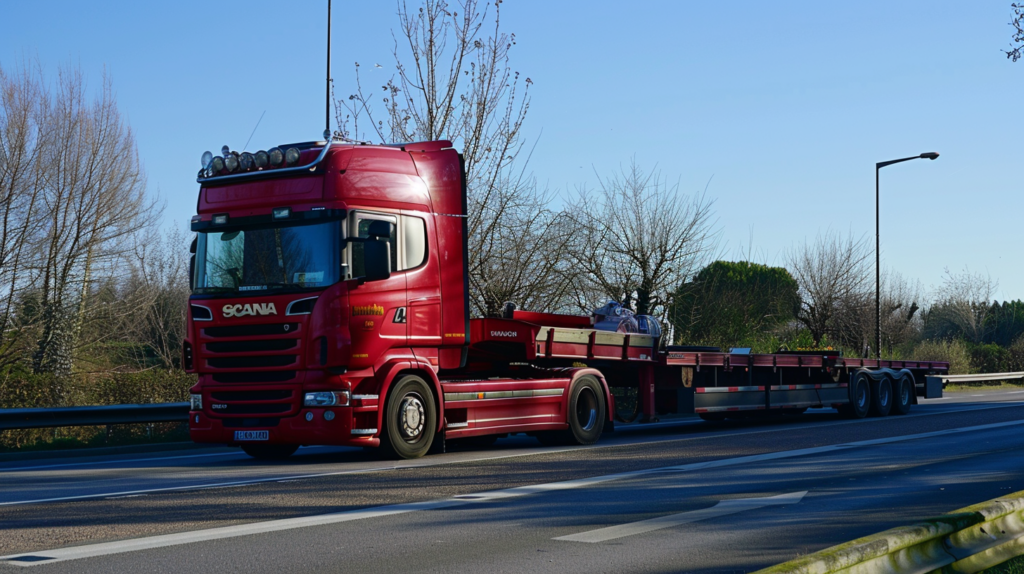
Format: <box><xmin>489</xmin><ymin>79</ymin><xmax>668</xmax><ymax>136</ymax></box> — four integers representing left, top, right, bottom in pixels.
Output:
<box><xmin>839</xmin><ymin>373</ymin><xmax>871</xmax><ymax>419</ymax></box>
<box><xmin>869</xmin><ymin>377</ymin><xmax>893</xmax><ymax>417</ymax></box>
<box><xmin>537</xmin><ymin>376</ymin><xmax>606</xmax><ymax>446</ymax></box>
<box><xmin>241</xmin><ymin>444</ymin><xmax>299</xmax><ymax>460</ymax></box>
<box><xmin>380</xmin><ymin>375</ymin><xmax>436</xmax><ymax>460</ymax></box>
<box><xmin>567</xmin><ymin>376</ymin><xmax>605</xmax><ymax>444</ymax></box>
<box><xmin>892</xmin><ymin>375</ymin><xmax>913</xmax><ymax>416</ymax></box>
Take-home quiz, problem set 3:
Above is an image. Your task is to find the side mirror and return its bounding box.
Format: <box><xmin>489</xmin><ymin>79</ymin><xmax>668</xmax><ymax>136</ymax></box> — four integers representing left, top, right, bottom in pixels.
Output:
<box><xmin>361</xmin><ymin>239</ymin><xmax>391</xmax><ymax>281</ymax></box>
<box><xmin>189</xmin><ymin>237</ymin><xmax>198</xmax><ymax>292</ymax></box>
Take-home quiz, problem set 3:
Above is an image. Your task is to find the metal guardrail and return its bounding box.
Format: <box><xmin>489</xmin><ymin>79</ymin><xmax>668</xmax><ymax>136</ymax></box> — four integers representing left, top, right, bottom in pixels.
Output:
<box><xmin>924</xmin><ymin>371</ymin><xmax>1024</xmax><ymax>391</ymax></box>
<box><xmin>757</xmin><ymin>490</ymin><xmax>1024</xmax><ymax>573</ymax></box>
<box><xmin>932</xmin><ymin>371</ymin><xmax>1024</xmax><ymax>384</ymax></box>
<box><xmin>0</xmin><ymin>403</ymin><xmax>189</xmax><ymax>431</ymax></box>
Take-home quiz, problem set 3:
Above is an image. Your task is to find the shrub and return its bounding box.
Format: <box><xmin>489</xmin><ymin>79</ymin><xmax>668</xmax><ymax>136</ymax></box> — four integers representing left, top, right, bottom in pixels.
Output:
<box><xmin>911</xmin><ymin>339</ymin><xmax>973</xmax><ymax>374</ymax></box>
<box><xmin>968</xmin><ymin>343</ymin><xmax>1009</xmax><ymax>374</ymax></box>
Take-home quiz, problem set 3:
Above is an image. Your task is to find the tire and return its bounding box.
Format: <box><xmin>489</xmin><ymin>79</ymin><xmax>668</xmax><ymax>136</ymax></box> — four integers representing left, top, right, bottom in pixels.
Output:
<box><xmin>241</xmin><ymin>444</ymin><xmax>299</xmax><ymax>460</ymax></box>
<box><xmin>380</xmin><ymin>375</ymin><xmax>437</xmax><ymax>459</ymax></box>
<box><xmin>566</xmin><ymin>376</ymin><xmax>606</xmax><ymax>444</ymax></box>
<box><xmin>892</xmin><ymin>375</ymin><xmax>913</xmax><ymax>416</ymax></box>
<box><xmin>869</xmin><ymin>376</ymin><xmax>893</xmax><ymax>417</ymax></box>
<box><xmin>840</xmin><ymin>373</ymin><xmax>871</xmax><ymax>419</ymax></box>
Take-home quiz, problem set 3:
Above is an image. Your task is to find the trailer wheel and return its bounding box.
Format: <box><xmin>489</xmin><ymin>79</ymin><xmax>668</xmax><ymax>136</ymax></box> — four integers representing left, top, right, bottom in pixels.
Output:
<box><xmin>241</xmin><ymin>444</ymin><xmax>299</xmax><ymax>460</ymax></box>
<box><xmin>869</xmin><ymin>376</ymin><xmax>893</xmax><ymax>417</ymax></box>
<box><xmin>892</xmin><ymin>375</ymin><xmax>913</xmax><ymax>416</ymax></box>
<box><xmin>380</xmin><ymin>375</ymin><xmax>436</xmax><ymax>459</ymax></box>
<box><xmin>839</xmin><ymin>373</ymin><xmax>871</xmax><ymax>418</ymax></box>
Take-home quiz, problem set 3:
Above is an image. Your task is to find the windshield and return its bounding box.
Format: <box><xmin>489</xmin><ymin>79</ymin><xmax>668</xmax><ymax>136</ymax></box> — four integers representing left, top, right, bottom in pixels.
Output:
<box><xmin>194</xmin><ymin>220</ymin><xmax>341</xmax><ymax>295</ymax></box>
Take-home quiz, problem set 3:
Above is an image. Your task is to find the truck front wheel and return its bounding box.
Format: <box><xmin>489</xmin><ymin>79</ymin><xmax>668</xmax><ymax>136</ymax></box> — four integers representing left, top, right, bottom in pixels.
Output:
<box><xmin>381</xmin><ymin>375</ymin><xmax>437</xmax><ymax>459</ymax></box>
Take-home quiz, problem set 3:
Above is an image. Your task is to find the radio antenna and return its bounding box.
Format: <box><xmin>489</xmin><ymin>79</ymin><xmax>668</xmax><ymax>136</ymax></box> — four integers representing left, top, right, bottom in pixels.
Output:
<box><xmin>243</xmin><ymin>110</ymin><xmax>266</xmax><ymax>151</ymax></box>
<box><xmin>325</xmin><ymin>0</ymin><xmax>332</xmax><ymax>140</ymax></box>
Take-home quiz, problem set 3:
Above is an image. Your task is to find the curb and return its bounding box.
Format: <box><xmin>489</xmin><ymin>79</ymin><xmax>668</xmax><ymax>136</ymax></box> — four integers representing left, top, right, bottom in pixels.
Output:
<box><xmin>756</xmin><ymin>491</ymin><xmax>1024</xmax><ymax>574</ymax></box>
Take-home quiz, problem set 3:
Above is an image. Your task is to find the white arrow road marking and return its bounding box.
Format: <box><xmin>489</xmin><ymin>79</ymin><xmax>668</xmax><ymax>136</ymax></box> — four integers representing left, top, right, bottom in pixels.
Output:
<box><xmin>554</xmin><ymin>491</ymin><xmax>807</xmax><ymax>543</ymax></box>
<box><xmin>3</xmin><ymin>420</ymin><xmax>1024</xmax><ymax>566</ymax></box>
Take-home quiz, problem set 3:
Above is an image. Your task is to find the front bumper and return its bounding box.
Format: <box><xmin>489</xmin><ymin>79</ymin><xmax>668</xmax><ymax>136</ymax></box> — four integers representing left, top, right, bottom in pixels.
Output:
<box><xmin>189</xmin><ymin>399</ymin><xmax>380</xmax><ymax>447</ymax></box>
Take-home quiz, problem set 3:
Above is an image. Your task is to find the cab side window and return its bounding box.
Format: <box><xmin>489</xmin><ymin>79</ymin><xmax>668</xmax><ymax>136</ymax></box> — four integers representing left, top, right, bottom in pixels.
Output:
<box><xmin>402</xmin><ymin>215</ymin><xmax>427</xmax><ymax>270</ymax></box>
<box><xmin>350</xmin><ymin>213</ymin><xmax>398</xmax><ymax>278</ymax></box>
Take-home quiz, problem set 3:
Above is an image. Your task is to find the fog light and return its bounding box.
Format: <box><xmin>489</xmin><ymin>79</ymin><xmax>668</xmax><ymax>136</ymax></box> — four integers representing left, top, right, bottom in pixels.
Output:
<box><xmin>324</xmin><ymin>411</ymin><xmax>335</xmax><ymax>421</ymax></box>
<box><xmin>213</xmin><ymin>214</ymin><xmax>228</xmax><ymax>225</ymax></box>
<box><xmin>272</xmin><ymin>207</ymin><xmax>291</xmax><ymax>219</ymax></box>
<box><xmin>268</xmin><ymin>147</ymin><xmax>284</xmax><ymax>166</ymax></box>
<box><xmin>285</xmin><ymin>147</ymin><xmax>300</xmax><ymax>165</ymax></box>
<box><xmin>255</xmin><ymin>150</ymin><xmax>269</xmax><ymax>168</ymax></box>
<box><xmin>190</xmin><ymin>394</ymin><xmax>202</xmax><ymax>410</ymax></box>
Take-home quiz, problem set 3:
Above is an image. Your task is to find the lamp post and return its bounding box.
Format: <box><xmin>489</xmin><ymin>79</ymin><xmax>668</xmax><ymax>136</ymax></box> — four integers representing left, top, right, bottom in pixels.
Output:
<box><xmin>875</xmin><ymin>152</ymin><xmax>939</xmax><ymax>359</ymax></box>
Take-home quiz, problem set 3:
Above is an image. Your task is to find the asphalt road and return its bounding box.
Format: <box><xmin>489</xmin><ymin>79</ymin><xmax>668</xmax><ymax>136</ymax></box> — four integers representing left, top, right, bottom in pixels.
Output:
<box><xmin>2</xmin><ymin>389</ymin><xmax>1023</xmax><ymax>573</ymax></box>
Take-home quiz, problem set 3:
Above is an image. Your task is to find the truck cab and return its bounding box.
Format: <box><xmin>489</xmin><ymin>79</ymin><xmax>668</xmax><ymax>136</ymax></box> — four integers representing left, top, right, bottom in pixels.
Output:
<box><xmin>186</xmin><ymin>137</ymin><xmax>470</xmax><ymax>459</ymax></box>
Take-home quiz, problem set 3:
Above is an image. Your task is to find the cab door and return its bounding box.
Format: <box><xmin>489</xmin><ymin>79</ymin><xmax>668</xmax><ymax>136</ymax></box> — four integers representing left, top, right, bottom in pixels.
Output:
<box><xmin>347</xmin><ymin>211</ymin><xmax>407</xmax><ymax>365</ymax></box>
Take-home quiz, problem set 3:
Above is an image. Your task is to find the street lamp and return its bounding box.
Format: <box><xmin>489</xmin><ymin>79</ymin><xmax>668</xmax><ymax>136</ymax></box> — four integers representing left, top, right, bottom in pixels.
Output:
<box><xmin>875</xmin><ymin>152</ymin><xmax>939</xmax><ymax>359</ymax></box>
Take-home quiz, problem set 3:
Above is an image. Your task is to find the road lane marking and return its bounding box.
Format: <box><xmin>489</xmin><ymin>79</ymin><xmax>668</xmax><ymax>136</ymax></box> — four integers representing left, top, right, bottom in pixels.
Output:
<box><xmin>3</xmin><ymin>401</ymin><xmax>1023</xmax><ymax>507</ymax></box>
<box><xmin>4</xmin><ymin>419</ymin><xmax>1024</xmax><ymax>566</ymax></box>
<box><xmin>555</xmin><ymin>491</ymin><xmax>807</xmax><ymax>543</ymax></box>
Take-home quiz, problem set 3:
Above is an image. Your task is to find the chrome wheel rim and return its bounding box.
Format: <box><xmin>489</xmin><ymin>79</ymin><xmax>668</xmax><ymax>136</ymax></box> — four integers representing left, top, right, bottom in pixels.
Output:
<box><xmin>399</xmin><ymin>394</ymin><xmax>425</xmax><ymax>441</ymax></box>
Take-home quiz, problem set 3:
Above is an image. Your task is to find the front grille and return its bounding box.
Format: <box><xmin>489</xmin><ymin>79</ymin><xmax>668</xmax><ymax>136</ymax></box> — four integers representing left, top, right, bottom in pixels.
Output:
<box><xmin>211</xmin><ymin>390</ymin><xmax>293</xmax><ymax>401</ymax></box>
<box><xmin>212</xmin><ymin>371</ymin><xmax>297</xmax><ymax>383</ymax></box>
<box><xmin>204</xmin><ymin>323</ymin><xmax>299</xmax><ymax>338</ymax></box>
<box><xmin>208</xmin><ymin>355</ymin><xmax>297</xmax><ymax>369</ymax></box>
<box><xmin>206</xmin><ymin>340</ymin><xmax>297</xmax><ymax>353</ymax></box>
<box><xmin>221</xmin><ymin>418</ymin><xmax>281</xmax><ymax>428</ymax></box>
<box><xmin>210</xmin><ymin>403</ymin><xmax>292</xmax><ymax>414</ymax></box>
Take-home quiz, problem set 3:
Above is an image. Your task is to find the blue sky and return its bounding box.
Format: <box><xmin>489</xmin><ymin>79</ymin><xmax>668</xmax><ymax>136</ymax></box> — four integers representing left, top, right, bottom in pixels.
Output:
<box><xmin>3</xmin><ymin>1</ymin><xmax>1022</xmax><ymax>300</ymax></box>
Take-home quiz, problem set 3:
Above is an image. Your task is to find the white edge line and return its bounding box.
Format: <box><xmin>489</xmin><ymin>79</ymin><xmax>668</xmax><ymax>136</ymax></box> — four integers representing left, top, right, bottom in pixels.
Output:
<box><xmin>4</xmin><ymin>419</ymin><xmax>1024</xmax><ymax>565</ymax></box>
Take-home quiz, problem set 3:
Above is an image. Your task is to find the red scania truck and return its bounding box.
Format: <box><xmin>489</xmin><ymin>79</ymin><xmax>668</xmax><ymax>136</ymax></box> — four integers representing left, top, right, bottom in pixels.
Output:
<box><xmin>184</xmin><ymin>134</ymin><xmax>948</xmax><ymax>460</ymax></box>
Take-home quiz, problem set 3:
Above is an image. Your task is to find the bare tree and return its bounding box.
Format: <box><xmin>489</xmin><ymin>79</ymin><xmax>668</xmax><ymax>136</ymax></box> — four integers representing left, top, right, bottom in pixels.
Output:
<box><xmin>1007</xmin><ymin>3</ymin><xmax>1023</xmax><ymax>62</ymax></box>
<box><xmin>111</xmin><ymin>228</ymin><xmax>192</xmax><ymax>369</ymax></box>
<box><xmin>24</xmin><ymin>67</ymin><xmax>158</xmax><ymax>378</ymax></box>
<box><xmin>878</xmin><ymin>270</ymin><xmax>924</xmax><ymax>353</ymax></box>
<box><xmin>337</xmin><ymin>0</ymin><xmax>564</xmax><ymax>317</ymax></box>
<box><xmin>787</xmin><ymin>230</ymin><xmax>872</xmax><ymax>347</ymax></box>
<box><xmin>0</xmin><ymin>64</ymin><xmax>47</xmax><ymax>368</ymax></box>
<box><xmin>923</xmin><ymin>268</ymin><xmax>997</xmax><ymax>344</ymax></box>
<box><xmin>566</xmin><ymin>160</ymin><xmax>717</xmax><ymax>317</ymax></box>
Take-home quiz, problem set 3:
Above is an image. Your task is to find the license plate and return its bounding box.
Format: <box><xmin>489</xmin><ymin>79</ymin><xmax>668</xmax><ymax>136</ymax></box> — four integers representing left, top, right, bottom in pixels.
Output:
<box><xmin>234</xmin><ymin>430</ymin><xmax>269</xmax><ymax>441</ymax></box>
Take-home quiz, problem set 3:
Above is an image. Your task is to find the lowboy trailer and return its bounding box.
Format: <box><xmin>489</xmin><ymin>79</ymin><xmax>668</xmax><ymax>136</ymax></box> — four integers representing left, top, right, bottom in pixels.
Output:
<box><xmin>184</xmin><ymin>135</ymin><xmax>948</xmax><ymax>459</ymax></box>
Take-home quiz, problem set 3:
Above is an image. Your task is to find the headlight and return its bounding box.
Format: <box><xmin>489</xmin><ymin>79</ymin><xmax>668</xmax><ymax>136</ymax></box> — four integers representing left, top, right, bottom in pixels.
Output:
<box><xmin>210</xmin><ymin>156</ymin><xmax>225</xmax><ymax>173</ymax></box>
<box><xmin>268</xmin><ymin>147</ymin><xmax>284</xmax><ymax>167</ymax></box>
<box><xmin>239</xmin><ymin>152</ymin><xmax>255</xmax><ymax>171</ymax></box>
<box><xmin>190</xmin><ymin>394</ymin><xmax>202</xmax><ymax>410</ymax></box>
<box><xmin>304</xmin><ymin>391</ymin><xmax>350</xmax><ymax>407</ymax></box>
<box><xmin>285</xmin><ymin>147</ymin><xmax>300</xmax><ymax>165</ymax></box>
<box><xmin>224</xmin><ymin>153</ymin><xmax>239</xmax><ymax>172</ymax></box>
<box><xmin>255</xmin><ymin>150</ymin><xmax>269</xmax><ymax>168</ymax></box>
